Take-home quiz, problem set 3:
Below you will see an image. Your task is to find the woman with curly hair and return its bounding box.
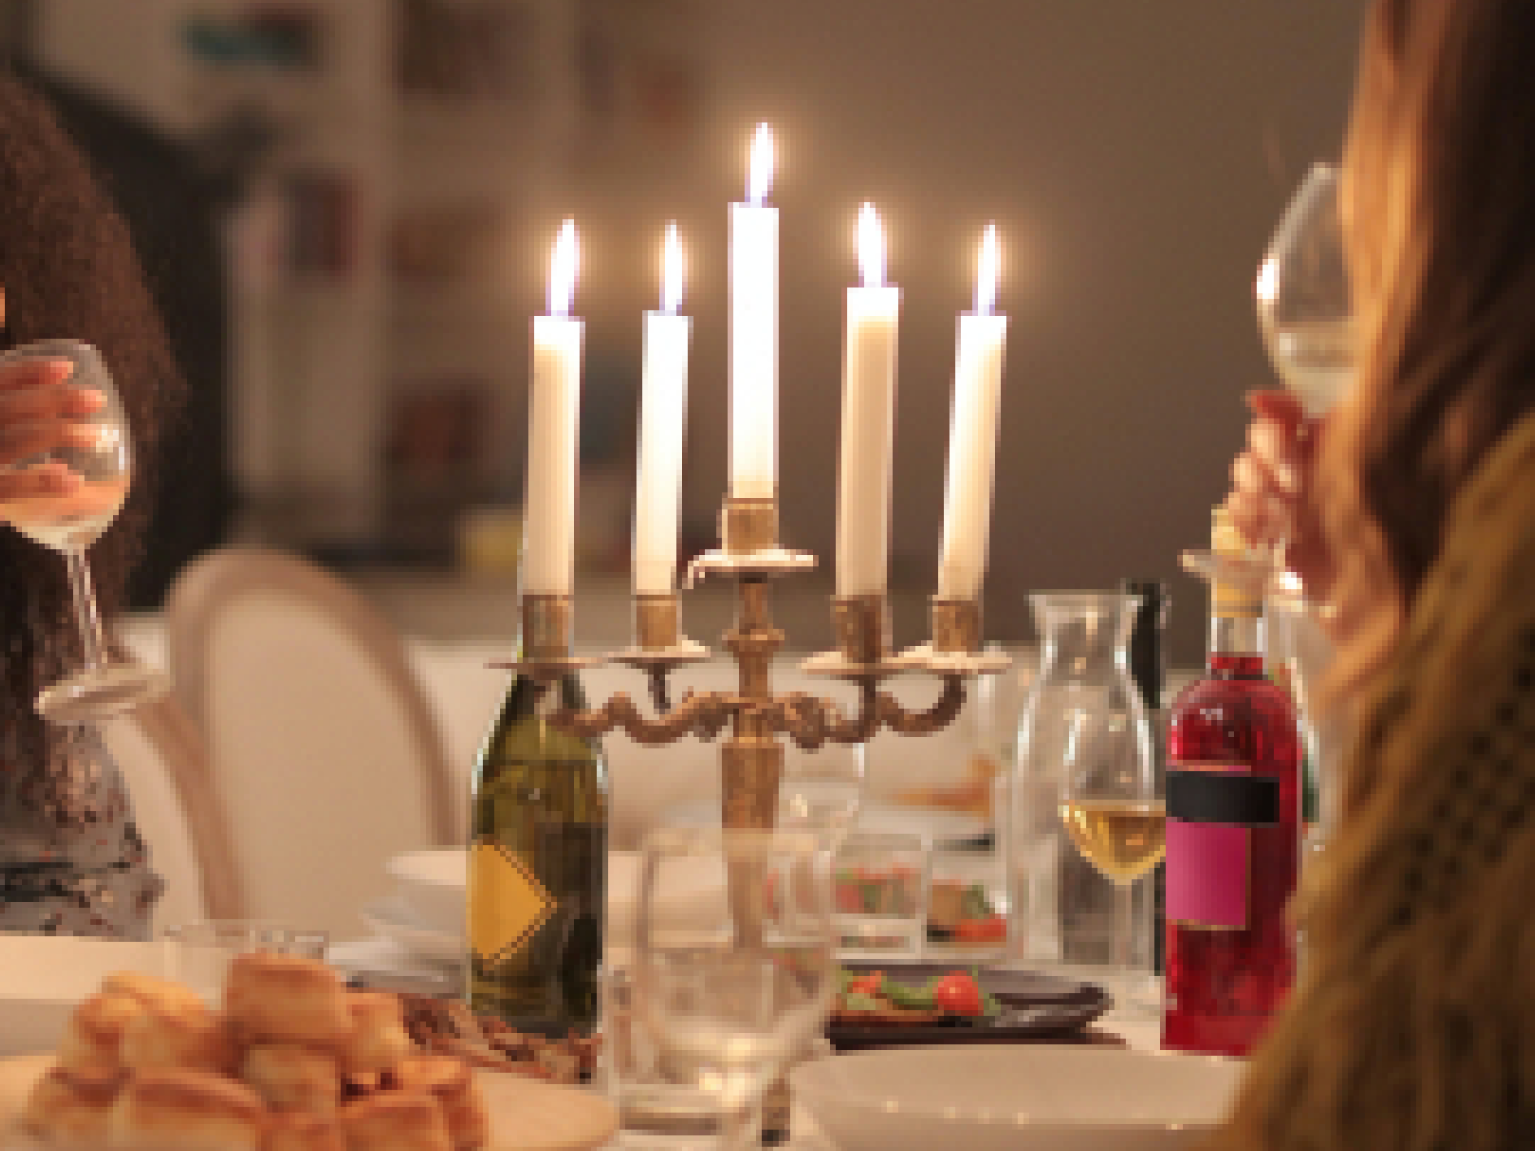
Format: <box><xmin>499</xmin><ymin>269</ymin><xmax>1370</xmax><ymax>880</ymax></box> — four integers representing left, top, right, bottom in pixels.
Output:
<box><xmin>0</xmin><ymin>72</ymin><xmax>184</xmax><ymax>937</ymax></box>
<box><xmin>1219</xmin><ymin>0</ymin><xmax>1535</xmax><ymax>1145</ymax></box>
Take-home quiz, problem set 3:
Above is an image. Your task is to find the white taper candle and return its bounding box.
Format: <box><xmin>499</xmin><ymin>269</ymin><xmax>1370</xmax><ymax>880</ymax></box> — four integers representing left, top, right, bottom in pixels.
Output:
<box><xmin>634</xmin><ymin>223</ymin><xmax>692</xmax><ymax>595</ymax></box>
<box><xmin>938</xmin><ymin>224</ymin><xmax>1008</xmax><ymax>601</ymax></box>
<box><xmin>836</xmin><ymin>203</ymin><xmax>901</xmax><ymax>596</ymax></box>
<box><xmin>524</xmin><ymin>220</ymin><xmax>583</xmax><ymax>596</ymax></box>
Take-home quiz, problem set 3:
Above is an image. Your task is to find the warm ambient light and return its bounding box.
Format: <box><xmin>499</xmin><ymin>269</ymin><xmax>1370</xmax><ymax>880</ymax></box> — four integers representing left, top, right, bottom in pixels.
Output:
<box><xmin>549</xmin><ymin>219</ymin><xmax>579</xmax><ymax>317</ymax></box>
<box><xmin>858</xmin><ymin>202</ymin><xmax>886</xmax><ymax>288</ymax></box>
<box><xmin>976</xmin><ymin>222</ymin><xmax>999</xmax><ymax>316</ymax></box>
<box><xmin>662</xmin><ymin>221</ymin><xmax>684</xmax><ymax>315</ymax></box>
<box><xmin>748</xmin><ymin>122</ymin><xmax>774</xmax><ymax>206</ymax></box>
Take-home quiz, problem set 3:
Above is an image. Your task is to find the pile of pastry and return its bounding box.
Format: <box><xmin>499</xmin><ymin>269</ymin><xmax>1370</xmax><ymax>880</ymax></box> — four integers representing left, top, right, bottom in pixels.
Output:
<box><xmin>21</xmin><ymin>952</ymin><xmax>488</xmax><ymax>1151</ymax></box>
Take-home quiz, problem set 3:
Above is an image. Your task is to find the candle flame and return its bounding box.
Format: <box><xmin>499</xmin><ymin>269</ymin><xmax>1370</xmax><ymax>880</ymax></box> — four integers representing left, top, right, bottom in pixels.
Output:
<box><xmin>549</xmin><ymin>219</ymin><xmax>578</xmax><ymax>317</ymax></box>
<box><xmin>976</xmin><ymin>223</ymin><xmax>999</xmax><ymax>316</ymax></box>
<box><xmin>748</xmin><ymin>123</ymin><xmax>774</xmax><ymax>206</ymax></box>
<box><xmin>1256</xmin><ymin>255</ymin><xmax>1278</xmax><ymax>305</ymax></box>
<box><xmin>858</xmin><ymin>202</ymin><xmax>886</xmax><ymax>288</ymax></box>
<box><xmin>661</xmin><ymin>222</ymin><xmax>684</xmax><ymax>314</ymax></box>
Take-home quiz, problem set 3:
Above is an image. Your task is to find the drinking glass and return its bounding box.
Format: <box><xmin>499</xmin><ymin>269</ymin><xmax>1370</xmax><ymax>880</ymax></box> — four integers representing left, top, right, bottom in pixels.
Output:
<box><xmin>1183</xmin><ymin>163</ymin><xmax>1358</xmax><ymax>610</ymax></box>
<box><xmin>777</xmin><ymin>744</ymin><xmax>864</xmax><ymax>844</ymax></box>
<box><xmin>1256</xmin><ymin>162</ymin><xmax>1355</xmax><ymax>419</ymax></box>
<box><xmin>0</xmin><ymin>341</ymin><xmax>169</xmax><ymax>723</ymax></box>
<box><xmin>1011</xmin><ymin>592</ymin><xmax>1158</xmax><ymax>1003</ymax></box>
<box><xmin>632</xmin><ymin>826</ymin><xmax>836</xmax><ymax>1151</ymax></box>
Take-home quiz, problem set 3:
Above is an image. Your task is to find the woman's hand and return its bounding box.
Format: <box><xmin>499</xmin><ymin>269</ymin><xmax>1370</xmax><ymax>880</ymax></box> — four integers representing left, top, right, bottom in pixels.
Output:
<box><xmin>1226</xmin><ymin>389</ymin><xmax>1335</xmax><ymax>598</ymax></box>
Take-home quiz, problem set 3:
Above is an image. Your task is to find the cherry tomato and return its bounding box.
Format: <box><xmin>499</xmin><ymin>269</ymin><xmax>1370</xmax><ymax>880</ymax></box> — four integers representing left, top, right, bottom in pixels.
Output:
<box><xmin>931</xmin><ymin>970</ymin><xmax>984</xmax><ymax>1016</ymax></box>
<box><xmin>954</xmin><ymin>915</ymin><xmax>1007</xmax><ymax>944</ymax></box>
<box><xmin>846</xmin><ymin>971</ymin><xmax>885</xmax><ymax>997</ymax></box>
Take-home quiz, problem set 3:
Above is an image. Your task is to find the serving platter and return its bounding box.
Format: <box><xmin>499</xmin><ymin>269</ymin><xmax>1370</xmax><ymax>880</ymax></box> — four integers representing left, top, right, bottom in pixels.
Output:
<box><xmin>826</xmin><ymin>962</ymin><xmax>1111</xmax><ymax>1052</ymax></box>
<box><xmin>0</xmin><ymin>1054</ymin><xmax>618</xmax><ymax>1151</ymax></box>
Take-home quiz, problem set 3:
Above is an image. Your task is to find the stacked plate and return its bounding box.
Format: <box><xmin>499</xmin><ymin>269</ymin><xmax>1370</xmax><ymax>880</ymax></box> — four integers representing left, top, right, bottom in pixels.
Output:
<box><xmin>357</xmin><ymin>847</ymin><xmax>468</xmax><ymax>968</ymax></box>
<box><xmin>348</xmin><ymin>847</ymin><xmax>725</xmax><ymax>975</ymax></box>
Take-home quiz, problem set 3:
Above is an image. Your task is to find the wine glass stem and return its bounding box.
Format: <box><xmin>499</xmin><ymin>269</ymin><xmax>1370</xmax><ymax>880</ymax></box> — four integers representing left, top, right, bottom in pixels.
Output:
<box><xmin>64</xmin><ymin>547</ymin><xmax>107</xmax><ymax>672</ymax></box>
<box><xmin>1113</xmin><ymin>881</ymin><xmax>1133</xmax><ymax>972</ymax></box>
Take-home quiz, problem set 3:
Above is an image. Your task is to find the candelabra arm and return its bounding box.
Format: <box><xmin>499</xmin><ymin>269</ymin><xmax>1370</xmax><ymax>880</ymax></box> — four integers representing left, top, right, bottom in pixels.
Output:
<box><xmin>774</xmin><ymin>683</ymin><xmax>883</xmax><ymax>750</ymax></box>
<box><xmin>550</xmin><ymin>690</ymin><xmax>736</xmax><ymax>745</ymax></box>
<box><xmin>875</xmin><ymin>674</ymin><xmax>968</xmax><ymax>736</ymax></box>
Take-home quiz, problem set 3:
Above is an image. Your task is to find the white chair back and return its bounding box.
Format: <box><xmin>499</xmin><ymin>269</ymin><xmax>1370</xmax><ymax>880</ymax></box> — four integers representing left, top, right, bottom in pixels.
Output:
<box><xmin>100</xmin><ymin>693</ymin><xmax>243</xmax><ymax>931</ymax></box>
<box><xmin>165</xmin><ymin>549</ymin><xmax>456</xmax><ymax>939</ymax></box>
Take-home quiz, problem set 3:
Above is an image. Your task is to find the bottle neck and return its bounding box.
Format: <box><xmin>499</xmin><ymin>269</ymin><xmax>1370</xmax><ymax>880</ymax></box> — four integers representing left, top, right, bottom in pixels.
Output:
<box><xmin>1207</xmin><ymin>610</ymin><xmax>1265</xmax><ymax>675</ymax></box>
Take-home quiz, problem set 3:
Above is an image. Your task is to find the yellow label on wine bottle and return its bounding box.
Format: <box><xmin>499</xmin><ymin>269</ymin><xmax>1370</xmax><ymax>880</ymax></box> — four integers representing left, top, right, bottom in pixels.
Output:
<box><xmin>468</xmin><ymin>838</ymin><xmax>557</xmax><ymax>968</ymax></box>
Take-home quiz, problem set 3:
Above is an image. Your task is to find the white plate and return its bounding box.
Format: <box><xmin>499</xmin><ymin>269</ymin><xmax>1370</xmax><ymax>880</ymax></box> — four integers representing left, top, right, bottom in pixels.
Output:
<box><xmin>0</xmin><ymin>936</ymin><xmax>168</xmax><ymax>1058</ymax></box>
<box><xmin>0</xmin><ymin>1053</ymin><xmax>617</xmax><ymax>1151</ymax></box>
<box><xmin>386</xmin><ymin>847</ymin><xmax>468</xmax><ymax>935</ymax></box>
<box><xmin>376</xmin><ymin>849</ymin><xmax>728</xmax><ymax>956</ymax></box>
<box><xmin>360</xmin><ymin>895</ymin><xmax>465</xmax><ymax>967</ymax></box>
<box><xmin>663</xmin><ymin>802</ymin><xmax>986</xmax><ymax>844</ymax></box>
<box><xmin>791</xmin><ymin>1046</ymin><xmax>1243</xmax><ymax>1151</ymax></box>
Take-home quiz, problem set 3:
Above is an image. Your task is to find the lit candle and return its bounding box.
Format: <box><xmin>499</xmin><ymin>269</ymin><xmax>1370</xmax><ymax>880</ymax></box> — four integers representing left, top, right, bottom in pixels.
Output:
<box><xmin>729</xmin><ymin>123</ymin><xmax>778</xmax><ymax>500</ymax></box>
<box><xmin>836</xmin><ymin>203</ymin><xmax>901</xmax><ymax>596</ymax></box>
<box><xmin>633</xmin><ymin>223</ymin><xmax>692</xmax><ymax>596</ymax></box>
<box><xmin>937</xmin><ymin>224</ymin><xmax>1008</xmax><ymax>601</ymax></box>
<box><xmin>524</xmin><ymin>219</ymin><xmax>583</xmax><ymax>596</ymax></box>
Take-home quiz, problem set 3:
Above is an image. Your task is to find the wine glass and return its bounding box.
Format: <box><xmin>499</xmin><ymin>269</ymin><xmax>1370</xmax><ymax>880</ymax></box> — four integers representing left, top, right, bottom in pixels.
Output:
<box><xmin>632</xmin><ymin>826</ymin><xmax>836</xmax><ymax>1150</ymax></box>
<box><xmin>0</xmin><ymin>340</ymin><xmax>170</xmax><ymax>724</ymax></box>
<box><xmin>1183</xmin><ymin>162</ymin><xmax>1357</xmax><ymax>607</ymax></box>
<box><xmin>1256</xmin><ymin>162</ymin><xmax>1355</xmax><ymax>419</ymax></box>
<box><xmin>1055</xmin><ymin>679</ymin><xmax>1164</xmax><ymax>1000</ymax></box>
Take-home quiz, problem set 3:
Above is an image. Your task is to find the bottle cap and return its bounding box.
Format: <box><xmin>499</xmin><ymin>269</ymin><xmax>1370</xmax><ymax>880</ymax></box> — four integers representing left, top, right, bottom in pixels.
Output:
<box><xmin>1210</xmin><ymin>506</ymin><xmax>1263</xmax><ymax>618</ymax></box>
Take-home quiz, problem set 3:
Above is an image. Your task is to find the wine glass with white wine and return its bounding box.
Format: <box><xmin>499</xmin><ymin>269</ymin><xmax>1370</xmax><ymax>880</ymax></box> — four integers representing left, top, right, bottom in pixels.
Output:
<box><xmin>0</xmin><ymin>341</ymin><xmax>169</xmax><ymax>724</ymax></box>
<box><xmin>1184</xmin><ymin>162</ymin><xmax>1357</xmax><ymax>606</ymax></box>
<box><xmin>1057</xmin><ymin>685</ymin><xmax>1165</xmax><ymax>997</ymax></box>
<box><xmin>1256</xmin><ymin>162</ymin><xmax>1355</xmax><ymax>419</ymax></box>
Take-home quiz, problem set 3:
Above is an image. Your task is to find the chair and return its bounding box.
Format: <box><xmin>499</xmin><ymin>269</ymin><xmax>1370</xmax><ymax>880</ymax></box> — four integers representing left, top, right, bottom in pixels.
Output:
<box><xmin>100</xmin><ymin>693</ymin><xmax>243</xmax><ymax>930</ymax></box>
<box><xmin>164</xmin><ymin>549</ymin><xmax>457</xmax><ymax>939</ymax></box>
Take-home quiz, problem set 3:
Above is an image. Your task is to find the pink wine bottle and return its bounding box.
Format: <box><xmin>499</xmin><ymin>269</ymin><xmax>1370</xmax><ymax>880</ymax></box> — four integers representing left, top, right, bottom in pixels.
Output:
<box><xmin>1163</xmin><ymin>509</ymin><xmax>1301</xmax><ymax>1057</ymax></box>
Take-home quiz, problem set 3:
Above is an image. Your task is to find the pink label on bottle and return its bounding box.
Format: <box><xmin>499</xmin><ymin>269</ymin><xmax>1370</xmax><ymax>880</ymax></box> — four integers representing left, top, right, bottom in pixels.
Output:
<box><xmin>1166</xmin><ymin>818</ymin><xmax>1248</xmax><ymax>929</ymax></box>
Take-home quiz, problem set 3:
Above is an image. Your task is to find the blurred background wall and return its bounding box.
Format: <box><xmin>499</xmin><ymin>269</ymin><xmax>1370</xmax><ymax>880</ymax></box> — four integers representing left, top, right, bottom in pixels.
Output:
<box><xmin>5</xmin><ymin>0</ymin><xmax>1368</xmax><ymax>665</ymax></box>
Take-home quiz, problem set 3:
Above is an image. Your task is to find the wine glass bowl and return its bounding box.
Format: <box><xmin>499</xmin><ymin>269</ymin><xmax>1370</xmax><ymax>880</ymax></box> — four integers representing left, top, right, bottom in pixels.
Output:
<box><xmin>632</xmin><ymin>826</ymin><xmax>836</xmax><ymax>1147</ymax></box>
<box><xmin>1255</xmin><ymin>161</ymin><xmax>1357</xmax><ymax>418</ymax></box>
<box><xmin>0</xmin><ymin>340</ymin><xmax>169</xmax><ymax>724</ymax></box>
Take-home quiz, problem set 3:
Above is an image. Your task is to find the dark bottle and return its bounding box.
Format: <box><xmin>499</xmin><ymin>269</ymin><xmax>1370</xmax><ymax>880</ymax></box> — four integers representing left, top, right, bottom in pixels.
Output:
<box><xmin>1121</xmin><ymin>578</ymin><xmax>1169</xmax><ymax>975</ymax></box>
<box><xmin>467</xmin><ymin>671</ymin><xmax>607</xmax><ymax>1035</ymax></box>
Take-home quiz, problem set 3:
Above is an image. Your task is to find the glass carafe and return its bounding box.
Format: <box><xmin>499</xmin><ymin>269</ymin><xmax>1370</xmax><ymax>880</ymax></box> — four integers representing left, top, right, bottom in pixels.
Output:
<box><xmin>1007</xmin><ymin>593</ymin><xmax>1156</xmax><ymax>976</ymax></box>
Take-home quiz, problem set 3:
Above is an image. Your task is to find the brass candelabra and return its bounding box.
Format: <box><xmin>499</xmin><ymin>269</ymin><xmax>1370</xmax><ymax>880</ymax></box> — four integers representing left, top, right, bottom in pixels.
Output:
<box><xmin>497</xmin><ymin>493</ymin><xmax>1008</xmax><ymax>832</ymax></box>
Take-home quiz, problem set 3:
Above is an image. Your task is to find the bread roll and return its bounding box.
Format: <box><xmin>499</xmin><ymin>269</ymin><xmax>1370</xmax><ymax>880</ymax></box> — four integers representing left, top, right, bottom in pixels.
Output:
<box><xmin>389</xmin><ymin>1056</ymin><xmax>489</xmax><ymax>1151</ymax></box>
<box><xmin>120</xmin><ymin>1003</ymin><xmax>237</xmax><ymax>1076</ymax></box>
<box><xmin>265</xmin><ymin>1111</ymin><xmax>346</xmax><ymax>1151</ymax></box>
<box><xmin>224</xmin><ymin>952</ymin><xmax>351</xmax><ymax>1045</ymax></box>
<box><xmin>108</xmin><ymin>1068</ymin><xmax>267</xmax><ymax>1151</ymax></box>
<box><xmin>337</xmin><ymin>992</ymin><xmax>413</xmax><ymax>1076</ymax></box>
<box><xmin>56</xmin><ymin>992</ymin><xmax>146</xmax><ymax>1072</ymax></box>
<box><xmin>20</xmin><ymin>1064</ymin><xmax>122</xmax><ymax>1145</ymax></box>
<box><xmin>102</xmin><ymin>971</ymin><xmax>209</xmax><ymax>1015</ymax></box>
<box><xmin>338</xmin><ymin>1092</ymin><xmax>451</xmax><ymax>1151</ymax></box>
<box><xmin>242</xmin><ymin>1044</ymin><xmax>342</xmax><ymax>1114</ymax></box>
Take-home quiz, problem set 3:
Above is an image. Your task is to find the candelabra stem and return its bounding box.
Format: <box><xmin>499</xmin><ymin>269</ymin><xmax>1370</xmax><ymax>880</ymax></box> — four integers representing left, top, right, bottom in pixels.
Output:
<box><xmin>722</xmin><ymin>577</ymin><xmax>786</xmax><ymax>831</ymax></box>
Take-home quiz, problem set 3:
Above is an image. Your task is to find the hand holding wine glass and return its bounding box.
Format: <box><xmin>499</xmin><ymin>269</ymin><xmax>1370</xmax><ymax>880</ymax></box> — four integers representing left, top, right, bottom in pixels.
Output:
<box><xmin>0</xmin><ymin>340</ymin><xmax>169</xmax><ymax>724</ymax></box>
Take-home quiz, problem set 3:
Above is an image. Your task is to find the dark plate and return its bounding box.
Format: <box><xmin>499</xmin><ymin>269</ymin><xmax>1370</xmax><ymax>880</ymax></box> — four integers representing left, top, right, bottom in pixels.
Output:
<box><xmin>826</xmin><ymin>963</ymin><xmax>1112</xmax><ymax>1052</ymax></box>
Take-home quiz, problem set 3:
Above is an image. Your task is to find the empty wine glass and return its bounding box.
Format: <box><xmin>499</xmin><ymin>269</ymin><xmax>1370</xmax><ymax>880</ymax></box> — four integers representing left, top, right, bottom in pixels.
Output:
<box><xmin>633</xmin><ymin>826</ymin><xmax>836</xmax><ymax>1151</ymax></box>
<box><xmin>0</xmin><ymin>341</ymin><xmax>169</xmax><ymax>724</ymax></box>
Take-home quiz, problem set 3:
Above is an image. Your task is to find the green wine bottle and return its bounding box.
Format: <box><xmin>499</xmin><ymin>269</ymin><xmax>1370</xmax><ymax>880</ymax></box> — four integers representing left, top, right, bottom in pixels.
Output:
<box><xmin>467</xmin><ymin>671</ymin><xmax>606</xmax><ymax>1035</ymax></box>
